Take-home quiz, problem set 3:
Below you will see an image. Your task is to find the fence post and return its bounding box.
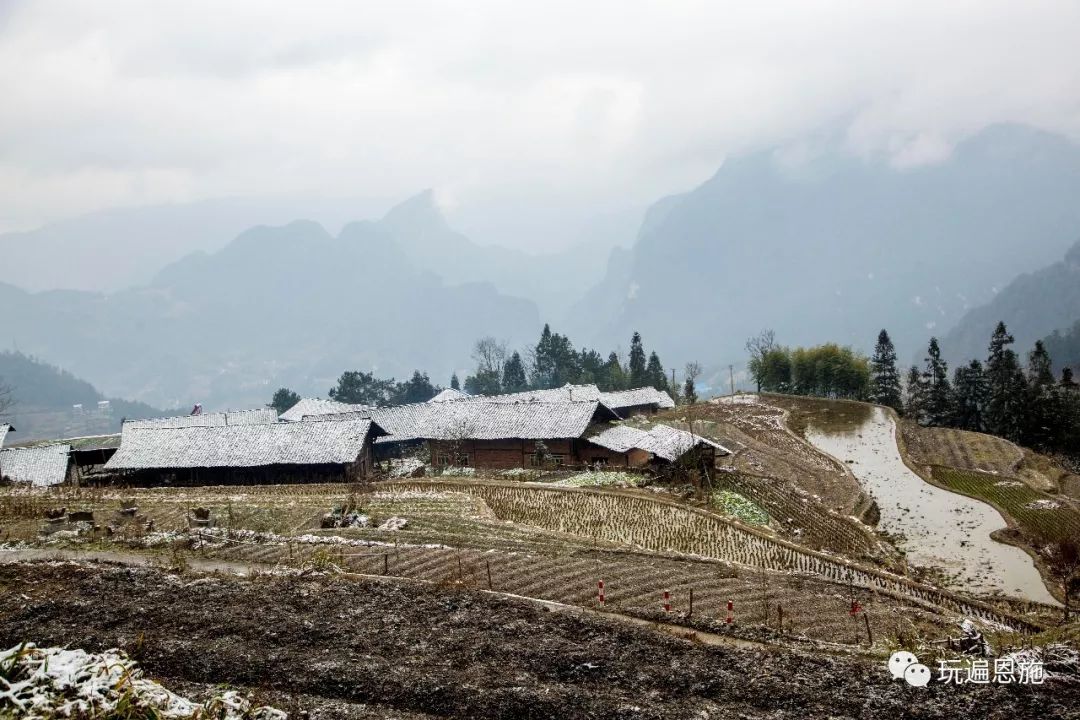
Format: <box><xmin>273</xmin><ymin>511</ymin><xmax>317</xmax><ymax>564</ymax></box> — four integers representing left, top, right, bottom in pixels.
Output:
<box><xmin>663</xmin><ymin>590</ymin><xmax>671</xmax><ymax>613</ymax></box>
<box><xmin>598</xmin><ymin>579</ymin><xmax>605</xmax><ymax>607</ymax></box>
<box><xmin>726</xmin><ymin>599</ymin><xmax>733</xmax><ymax>624</ymax></box>
<box><xmin>863</xmin><ymin>612</ymin><xmax>873</xmax><ymax>646</ymax></box>
<box><xmin>688</xmin><ymin>588</ymin><xmax>693</xmax><ymax>618</ymax></box>
<box><xmin>383</xmin><ymin>553</ymin><xmax>389</xmax><ymax>575</ymax></box>
<box><xmin>486</xmin><ymin>560</ymin><xmax>493</xmax><ymax>590</ymax></box>
<box><xmin>777</xmin><ymin>603</ymin><xmax>783</xmax><ymax>632</ymax></box>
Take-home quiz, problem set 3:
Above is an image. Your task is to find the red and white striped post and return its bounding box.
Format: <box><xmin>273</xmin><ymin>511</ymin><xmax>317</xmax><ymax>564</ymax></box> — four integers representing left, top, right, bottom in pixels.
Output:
<box><xmin>726</xmin><ymin>599</ymin><xmax>734</xmax><ymax>624</ymax></box>
<box><xmin>597</xmin><ymin>580</ymin><xmax>605</xmax><ymax>607</ymax></box>
<box><xmin>662</xmin><ymin>590</ymin><xmax>671</xmax><ymax>613</ymax></box>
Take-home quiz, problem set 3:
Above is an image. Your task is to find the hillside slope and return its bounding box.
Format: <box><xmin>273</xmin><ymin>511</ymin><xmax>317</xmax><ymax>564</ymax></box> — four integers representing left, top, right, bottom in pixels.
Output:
<box><xmin>940</xmin><ymin>239</ymin><xmax>1080</xmax><ymax>365</ymax></box>
<box><xmin>0</xmin><ymin>351</ymin><xmax>164</xmax><ymax>440</ymax></box>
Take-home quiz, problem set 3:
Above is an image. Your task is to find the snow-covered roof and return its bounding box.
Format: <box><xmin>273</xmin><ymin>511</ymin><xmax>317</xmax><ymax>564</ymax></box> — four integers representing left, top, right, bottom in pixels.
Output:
<box><xmin>459</xmin><ymin>383</ymin><xmax>603</xmax><ymax>404</ymax></box>
<box><xmin>0</xmin><ymin>444</ymin><xmax>72</xmax><ymax>486</ymax></box>
<box><xmin>0</xmin><ymin>424</ymin><xmax>11</xmax><ymax>448</ymax></box>
<box><xmin>105</xmin><ymin>419</ymin><xmax>382</xmax><ymax>470</ymax></box>
<box><xmin>599</xmin><ymin>387</ymin><xmax>676</xmax><ymax>412</ymax></box>
<box><xmin>428</xmin><ymin>388</ymin><xmax>471</xmax><ymax>402</ymax></box>
<box><xmin>357</xmin><ymin>400</ymin><xmax>617</xmax><ymax>443</ymax></box>
<box><xmin>125</xmin><ymin>408</ymin><xmax>278</xmax><ymax>429</ymax></box>
<box><xmin>436</xmin><ymin>383</ymin><xmax>673</xmax><ymax>413</ymax></box>
<box><xmin>587</xmin><ymin>423</ymin><xmax>730</xmax><ymax>462</ymax></box>
<box><xmin>279</xmin><ymin>398</ymin><xmax>367</xmax><ymax>422</ymax></box>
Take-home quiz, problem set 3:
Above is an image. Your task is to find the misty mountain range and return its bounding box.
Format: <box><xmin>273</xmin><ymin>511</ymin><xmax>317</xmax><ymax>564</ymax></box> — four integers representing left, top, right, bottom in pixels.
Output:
<box><xmin>2</xmin><ymin>123</ymin><xmax>1080</xmax><ymax>410</ymax></box>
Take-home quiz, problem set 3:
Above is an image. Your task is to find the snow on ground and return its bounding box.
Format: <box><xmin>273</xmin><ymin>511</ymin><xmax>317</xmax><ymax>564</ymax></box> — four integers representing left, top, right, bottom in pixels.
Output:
<box><xmin>0</xmin><ymin>643</ymin><xmax>285</xmax><ymax>719</ymax></box>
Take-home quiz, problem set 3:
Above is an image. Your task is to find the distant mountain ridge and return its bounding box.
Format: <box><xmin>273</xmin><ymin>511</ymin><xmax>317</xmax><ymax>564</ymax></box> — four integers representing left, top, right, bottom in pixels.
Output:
<box><xmin>563</xmin><ymin>124</ymin><xmax>1080</xmax><ymax>379</ymax></box>
<box><xmin>941</xmin><ymin>239</ymin><xmax>1080</xmax><ymax>366</ymax></box>
<box><xmin>0</xmin><ymin>207</ymin><xmax>542</xmax><ymax>409</ymax></box>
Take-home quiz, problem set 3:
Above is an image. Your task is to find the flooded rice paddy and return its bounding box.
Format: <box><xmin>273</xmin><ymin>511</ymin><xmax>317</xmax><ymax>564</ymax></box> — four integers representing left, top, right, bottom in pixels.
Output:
<box><xmin>803</xmin><ymin>405</ymin><xmax>1056</xmax><ymax>605</ymax></box>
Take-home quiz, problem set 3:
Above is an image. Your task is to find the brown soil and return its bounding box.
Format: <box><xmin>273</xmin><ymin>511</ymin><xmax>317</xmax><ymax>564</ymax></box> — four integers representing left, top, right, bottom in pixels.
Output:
<box><xmin>1</xmin><ymin>560</ymin><xmax>1075</xmax><ymax>719</ymax></box>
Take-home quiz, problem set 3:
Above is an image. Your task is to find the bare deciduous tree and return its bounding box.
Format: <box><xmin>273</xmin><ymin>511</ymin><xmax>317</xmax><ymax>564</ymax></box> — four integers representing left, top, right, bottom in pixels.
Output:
<box><xmin>472</xmin><ymin>337</ymin><xmax>508</xmax><ymax>376</ymax></box>
<box><xmin>0</xmin><ymin>378</ymin><xmax>14</xmax><ymax>418</ymax></box>
<box><xmin>683</xmin><ymin>361</ymin><xmax>702</xmax><ymax>404</ymax></box>
<box><xmin>745</xmin><ymin>329</ymin><xmax>777</xmax><ymax>392</ymax></box>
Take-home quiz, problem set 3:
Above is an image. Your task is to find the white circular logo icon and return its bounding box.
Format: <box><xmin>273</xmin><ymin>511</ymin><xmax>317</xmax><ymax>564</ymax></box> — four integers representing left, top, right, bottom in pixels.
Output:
<box><xmin>904</xmin><ymin>663</ymin><xmax>931</xmax><ymax>687</ymax></box>
<box><xmin>888</xmin><ymin>651</ymin><xmax>918</xmax><ymax>680</ymax></box>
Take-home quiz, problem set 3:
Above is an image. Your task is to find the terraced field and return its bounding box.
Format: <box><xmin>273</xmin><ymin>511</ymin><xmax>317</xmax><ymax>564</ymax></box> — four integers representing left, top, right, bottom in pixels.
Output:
<box><xmin>387</xmin><ymin>479</ymin><xmax>1045</xmax><ymax>630</ymax></box>
<box><xmin>0</xmin><ymin>474</ymin><xmax>1052</xmax><ymax>635</ymax></box>
<box><xmin>931</xmin><ymin>466</ymin><xmax>1080</xmax><ymax>544</ymax></box>
<box><xmin>711</xmin><ymin>471</ymin><xmax>880</xmax><ymax>559</ymax></box>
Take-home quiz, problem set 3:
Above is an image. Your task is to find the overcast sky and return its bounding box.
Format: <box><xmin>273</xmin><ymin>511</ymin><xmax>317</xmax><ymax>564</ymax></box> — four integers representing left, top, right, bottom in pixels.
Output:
<box><xmin>2</xmin><ymin>1</ymin><xmax>1079</xmax><ymax>247</ymax></box>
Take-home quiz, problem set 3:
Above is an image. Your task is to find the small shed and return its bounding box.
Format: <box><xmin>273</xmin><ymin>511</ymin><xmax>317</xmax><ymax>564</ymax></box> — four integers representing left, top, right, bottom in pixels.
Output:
<box><xmin>0</xmin><ymin>444</ymin><xmax>75</xmax><ymax>487</ymax></box>
<box><xmin>586</xmin><ymin>423</ymin><xmax>730</xmax><ymax>471</ymax></box>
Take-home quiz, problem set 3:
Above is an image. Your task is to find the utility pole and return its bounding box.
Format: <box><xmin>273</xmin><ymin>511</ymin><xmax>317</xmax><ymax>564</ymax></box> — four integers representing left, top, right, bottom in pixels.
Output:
<box><xmin>729</xmin><ymin>365</ymin><xmax>735</xmax><ymax>396</ymax></box>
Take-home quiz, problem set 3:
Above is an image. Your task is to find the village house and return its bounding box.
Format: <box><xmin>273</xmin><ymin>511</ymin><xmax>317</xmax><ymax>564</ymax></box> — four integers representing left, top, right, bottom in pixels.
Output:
<box><xmin>0</xmin><ymin>424</ymin><xmax>12</xmax><ymax>448</ymax></box>
<box><xmin>430</xmin><ymin>383</ymin><xmax>676</xmax><ymax>416</ymax></box>
<box><xmin>300</xmin><ymin>400</ymin><xmax>622</xmax><ymax>468</ymax></box>
<box><xmin>104</xmin><ymin>416</ymin><xmax>386</xmax><ymax>485</ymax></box>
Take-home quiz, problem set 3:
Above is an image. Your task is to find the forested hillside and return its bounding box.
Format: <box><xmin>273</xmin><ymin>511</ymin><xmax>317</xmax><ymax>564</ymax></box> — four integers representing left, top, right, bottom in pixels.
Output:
<box><xmin>0</xmin><ymin>352</ymin><xmax>164</xmax><ymax>440</ymax></box>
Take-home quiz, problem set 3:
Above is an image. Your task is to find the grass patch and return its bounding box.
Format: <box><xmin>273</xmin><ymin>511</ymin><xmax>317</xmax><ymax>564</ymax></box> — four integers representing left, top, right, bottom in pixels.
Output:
<box><xmin>710</xmin><ymin>490</ymin><xmax>770</xmax><ymax>526</ymax></box>
<box><xmin>554</xmin><ymin>471</ymin><xmax>642</xmax><ymax>488</ymax></box>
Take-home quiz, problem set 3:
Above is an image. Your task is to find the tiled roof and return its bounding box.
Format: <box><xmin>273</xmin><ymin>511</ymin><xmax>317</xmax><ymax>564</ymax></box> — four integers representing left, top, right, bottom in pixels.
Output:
<box><xmin>599</xmin><ymin>387</ymin><xmax>676</xmax><ymax>411</ymax></box>
<box><xmin>0</xmin><ymin>444</ymin><xmax>71</xmax><ymax>486</ymax></box>
<box><xmin>125</xmin><ymin>408</ymin><xmax>279</xmax><ymax>428</ymax></box>
<box><xmin>440</xmin><ymin>383</ymin><xmax>674</xmax><ymax>413</ymax></box>
<box><xmin>364</xmin><ymin>400</ymin><xmax>614</xmax><ymax>443</ymax></box>
<box><xmin>587</xmin><ymin>423</ymin><xmax>730</xmax><ymax>462</ymax></box>
<box><xmin>459</xmin><ymin>384</ymin><xmax>603</xmax><ymax>404</ymax></box>
<box><xmin>280</xmin><ymin>398</ymin><xmax>367</xmax><ymax>422</ymax></box>
<box><xmin>428</xmin><ymin>388</ymin><xmax>471</xmax><ymax>402</ymax></box>
<box><xmin>0</xmin><ymin>424</ymin><xmax>11</xmax><ymax>448</ymax></box>
<box><xmin>105</xmin><ymin>419</ymin><xmax>380</xmax><ymax>470</ymax></box>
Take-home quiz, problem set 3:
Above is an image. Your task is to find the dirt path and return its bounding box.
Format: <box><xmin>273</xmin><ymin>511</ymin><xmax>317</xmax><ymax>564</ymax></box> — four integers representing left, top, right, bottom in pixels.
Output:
<box><xmin>1</xmin><ymin>561</ymin><xmax>1074</xmax><ymax>719</ymax></box>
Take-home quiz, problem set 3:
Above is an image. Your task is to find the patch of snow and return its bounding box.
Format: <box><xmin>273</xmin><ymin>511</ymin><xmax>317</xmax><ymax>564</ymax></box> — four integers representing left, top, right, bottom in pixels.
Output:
<box><xmin>0</xmin><ymin>643</ymin><xmax>286</xmax><ymax>719</ymax></box>
<box><xmin>377</xmin><ymin>516</ymin><xmax>409</xmax><ymax>531</ymax></box>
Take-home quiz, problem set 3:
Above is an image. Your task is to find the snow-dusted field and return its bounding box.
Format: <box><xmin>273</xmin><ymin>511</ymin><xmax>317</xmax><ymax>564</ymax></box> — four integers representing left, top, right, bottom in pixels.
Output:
<box><xmin>805</xmin><ymin>406</ymin><xmax>1057</xmax><ymax>604</ymax></box>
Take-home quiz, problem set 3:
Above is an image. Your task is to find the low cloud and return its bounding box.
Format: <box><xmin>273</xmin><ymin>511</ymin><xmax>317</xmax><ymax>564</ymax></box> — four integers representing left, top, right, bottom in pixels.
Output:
<box><xmin>2</xmin><ymin>0</ymin><xmax>1079</xmax><ymax>243</ymax></box>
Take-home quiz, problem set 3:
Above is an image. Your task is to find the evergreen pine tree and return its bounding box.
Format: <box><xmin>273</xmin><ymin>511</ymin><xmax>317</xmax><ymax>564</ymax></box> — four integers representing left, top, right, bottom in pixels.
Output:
<box><xmin>1023</xmin><ymin>340</ymin><xmax>1058</xmax><ymax>447</ymax></box>
<box><xmin>601</xmin><ymin>351</ymin><xmax>627</xmax><ymax>391</ymax></box>
<box><xmin>532</xmin><ymin>324</ymin><xmax>557</xmax><ymax>389</ymax></box>
<box><xmin>869</xmin><ymin>329</ymin><xmax>903</xmax><ymax>412</ymax></box>
<box><xmin>904</xmin><ymin>365</ymin><xmax>925</xmax><ymax>421</ymax></box>
<box><xmin>921</xmin><ymin>338</ymin><xmax>952</xmax><ymax>426</ymax></box>
<box><xmin>450</xmin><ymin>373</ymin><xmax>460</xmax><ymax>391</ymax></box>
<box><xmin>268</xmin><ymin>387</ymin><xmax>301</xmax><ymax>414</ymax></box>
<box><xmin>501</xmin><ymin>351</ymin><xmax>529</xmax><ymax>393</ymax></box>
<box><xmin>951</xmin><ymin>360</ymin><xmax>988</xmax><ymax>431</ymax></box>
<box><xmin>628</xmin><ymin>332</ymin><xmax>647</xmax><ymax>387</ymax></box>
<box><xmin>645</xmin><ymin>352</ymin><xmax>667</xmax><ymax>391</ymax></box>
<box><xmin>985</xmin><ymin>322</ymin><xmax>1024</xmax><ymax>438</ymax></box>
